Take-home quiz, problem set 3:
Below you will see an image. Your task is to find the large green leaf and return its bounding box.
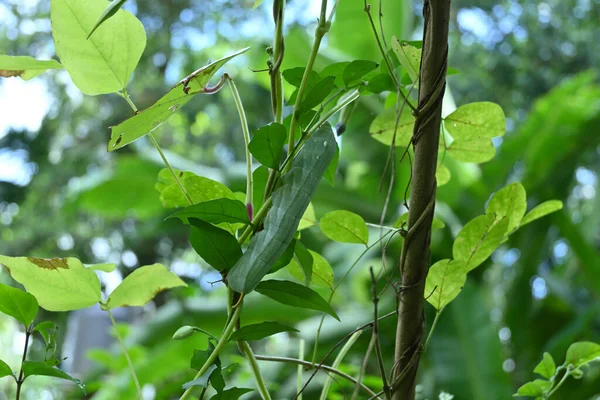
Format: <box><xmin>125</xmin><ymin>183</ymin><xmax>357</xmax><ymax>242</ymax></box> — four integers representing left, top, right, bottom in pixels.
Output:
<box><xmin>447</xmin><ymin>138</ymin><xmax>496</xmax><ymax>163</ymax></box>
<box><xmin>0</xmin><ymin>360</ymin><xmax>14</xmax><ymax>380</ymax></box>
<box><xmin>255</xmin><ymin>280</ymin><xmax>339</xmax><ymax>320</ymax></box>
<box><xmin>156</xmin><ymin>169</ymin><xmax>237</xmax><ymax>208</ymax></box>
<box><xmin>486</xmin><ymin>182</ymin><xmax>527</xmax><ymax>233</ymax></box>
<box><xmin>229</xmin><ymin>322</ymin><xmax>299</xmax><ymax>342</ymax></box>
<box><xmin>391</xmin><ymin>37</ymin><xmax>421</xmax><ymax>82</ymax></box>
<box><xmin>23</xmin><ymin>361</ymin><xmax>84</xmax><ymax>391</ymax></box>
<box><xmin>106</xmin><ymin>264</ymin><xmax>187</xmax><ymax>309</ymax></box>
<box><xmin>168</xmin><ymin>198</ymin><xmax>250</xmax><ymax>226</ymax></box>
<box><xmin>108</xmin><ymin>47</ymin><xmax>249</xmax><ymax>151</ymax></box>
<box><xmin>51</xmin><ymin>0</ymin><xmax>146</xmax><ymax>95</ymax></box>
<box><xmin>320</xmin><ymin>210</ymin><xmax>369</xmax><ymax>245</ymax></box>
<box><xmin>520</xmin><ymin>200</ymin><xmax>563</xmax><ymax>227</ymax></box>
<box><xmin>227</xmin><ymin>124</ymin><xmax>337</xmax><ymax>293</ymax></box>
<box><xmin>298</xmin><ymin>76</ymin><xmax>335</xmax><ymax>114</ymax></box>
<box><xmin>452</xmin><ymin>215</ymin><xmax>508</xmax><ymax>271</ymax></box>
<box><xmin>0</xmin><ymin>283</ymin><xmax>38</xmax><ymax>326</ymax></box>
<box><xmin>248</xmin><ymin>123</ymin><xmax>286</xmax><ymax>169</ymax></box>
<box><xmin>343</xmin><ymin>60</ymin><xmax>378</xmax><ymax>86</ymax></box>
<box><xmin>565</xmin><ymin>342</ymin><xmax>600</xmax><ymax>367</ymax></box>
<box><xmin>533</xmin><ymin>352</ymin><xmax>556</xmax><ymax>379</ymax></box>
<box><xmin>444</xmin><ymin>102</ymin><xmax>506</xmax><ymax>141</ymax></box>
<box><xmin>189</xmin><ymin>219</ymin><xmax>243</xmax><ymax>272</ymax></box>
<box><xmin>369</xmin><ymin>106</ymin><xmax>415</xmax><ymax>147</ymax></box>
<box><xmin>0</xmin><ymin>256</ymin><xmax>101</xmax><ymax>311</ymax></box>
<box><xmin>515</xmin><ymin>379</ymin><xmax>550</xmax><ymax>397</ymax></box>
<box><xmin>424</xmin><ymin>259</ymin><xmax>467</xmax><ymax>311</ymax></box>
<box><xmin>0</xmin><ymin>55</ymin><xmax>63</xmax><ymax>80</ymax></box>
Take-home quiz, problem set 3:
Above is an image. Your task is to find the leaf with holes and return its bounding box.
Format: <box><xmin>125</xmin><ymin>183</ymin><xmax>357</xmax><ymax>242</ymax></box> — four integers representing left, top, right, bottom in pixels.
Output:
<box><xmin>227</xmin><ymin>124</ymin><xmax>336</xmax><ymax>293</ymax></box>
<box><xmin>369</xmin><ymin>106</ymin><xmax>415</xmax><ymax>147</ymax></box>
<box><xmin>320</xmin><ymin>210</ymin><xmax>368</xmax><ymax>245</ymax></box>
<box><xmin>108</xmin><ymin>47</ymin><xmax>249</xmax><ymax>151</ymax></box>
<box><xmin>229</xmin><ymin>322</ymin><xmax>299</xmax><ymax>341</ymax></box>
<box><xmin>288</xmin><ymin>249</ymin><xmax>334</xmax><ymax>289</ymax></box>
<box><xmin>444</xmin><ymin>102</ymin><xmax>506</xmax><ymax>141</ymax></box>
<box><xmin>188</xmin><ymin>219</ymin><xmax>243</xmax><ymax>272</ymax></box>
<box><xmin>168</xmin><ymin>198</ymin><xmax>251</xmax><ymax>226</ymax></box>
<box><xmin>0</xmin><ymin>55</ymin><xmax>63</xmax><ymax>80</ymax></box>
<box><xmin>424</xmin><ymin>259</ymin><xmax>467</xmax><ymax>311</ymax></box>
<box><xmin>51</xmin><ymin>0</ymin><xmax>145</xmax><ymax>95</ymax></box>
<box><xmin>0</xmin><ymin>256</ymin><xmax>101</xmax><ymax>311</ymax></box>
<box><xmin>249</xmin><ymin>123</ymin><xmax>286</xmax><ymax>169</ymax></box>
<box><xmin>0</xmin><ymin>283</ymin><xmax>38</xmax><ymax>326</ymax></box>
<box><xmin>452</xmin><ymin>215</ymin><xmax>508</xmax><ymax>271</ymax></box>
<box><xmin>486</xmin><ymin>182</ymin><xmax>527</xmax><ymax>233</ymax></box>
<box><xmin>106</xmin><ymin>264</ymin><xmax>186</xmax><ymax>309</ymax></box>
<box><xmin>23</xmin><ymin>361</ymin><xmax>85</xmax><ymax>392</ymax></box>
<box><xmin>521</xmin><ymin>200</ymin><xmax>563</xmax><ymax>227</ymax></box>
<box><xmin>255</xmin><ymin>280</ymin><xmax>339</xmax><ymax>320</ymax></box>
<box><xmin>391</xmin><ymin>37</ymin><xmax>421</xmax><ymax>82</ymax></box>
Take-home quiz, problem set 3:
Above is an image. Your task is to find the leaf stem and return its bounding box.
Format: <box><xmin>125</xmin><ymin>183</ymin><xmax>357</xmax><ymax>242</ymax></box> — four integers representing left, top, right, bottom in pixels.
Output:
<box><xmin>179</xmin><ymin>306</ymin><xmax>242</xmax><ymax>400</ymax></box>
<box><xmin>546</xmin><ymin>366</ymin><xmax>572</xmax><ymax>399</ymax></box>
<box><xmin>297</xmin><ymin>339</ymin><xmax>305</xmax><ymax>400</ymax></box>
<box><xmin>226</xmin><ymin>76</ymin><xmax>253</xmax><ymax>209</ymax></box>
<box><xmin>319</xmin><ymin>331</ymin><xmax>363</xmax><ymax>400</ymax></box>
<box><xmin>255</xmin><ymin>354</ymin><xmax>380</xmax><ymax>398</ymax></box>
<box><xmin>238</xmin><ymin>197</ymin><xmax>273</xmax><ymax>244</ymax></box>
<box><xmin>422</xmin><ymin>309</ymin><xmax>442</xmax><ymax>352</ymax></box>
<box><xmin>15</xmin><ymin>325</ymin><xmax>32</xmax><ymax>400</ymax></box>
<box><xmin>270</xmin><ymin>0</ymin><xmax>285</xmax><ymax>123</ymax></box>
<box><xmin>239</xmin><ymin>341</ymin><xmax>272</xmax><ymax>400</ymax></box>
<box><xmin>107</xmin><ymin>309</ymin><xmax>142</xmax><ymax>400</ymax></box>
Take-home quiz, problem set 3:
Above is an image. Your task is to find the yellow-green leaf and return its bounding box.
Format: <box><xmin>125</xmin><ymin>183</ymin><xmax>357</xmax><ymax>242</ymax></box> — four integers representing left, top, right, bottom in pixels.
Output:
<box><xmin>0</xmin><ymin>55</ymin><xmax>63</xmax><ymax>80</ymax></box>
<box><xmin>106</xmin><ymin>264</ymin><xmax>187</xmax><ymax>309</ymax></box>
<box><xmin>320</xmin><ymin>210</ymin><xmax>369</xmax><ymax>245</ymax></box>
<box><xmin>369</xmin><ymin>106</ymin><xmax>415</xmax><ymax>147</ymax></box>
<box><xmin>486</xmin><ymin>182</ymin><xmax>527</xmax><ymax>233</ymax></box>
<box><xmin>520</xmin><ymin>200</ymin><xmax>563</xmax><ymax>227</ymax></box>
<box><xmin>391</xmin><ymin>37</ymin><xmax>420</xmax><ymax>82</ymax></box>
<box><xmin>565</xmin><ymin>341</ymin><xmax>600</xmax><ymax>368</ymax></box>
<box><xmin>156</xmin><ymin>169</ymin><xmax>237</xmax><ymax>208</ymax></box>
<box><xmin>288</xmin><ymin>250</ymin><xmax>334</xmax><ymax>289</ymax></box>
<box><xmin>0</xmin><ymin>256</ymin><xmax>101</xmax><ymax>311</ymax></box>
<box><xmin>444</xmin><ymin>102</ymin><xmax>506</xmax><ymax>141</ymax></box>
<box><xmin>424</xmin><ymin>259</ymin><xmax>467</xmax><ymax>311</ymax></box>
<box><xmin>533</xmin><ymin>352</ymin><xmax>556</xmax><ymax>379</ymax></box>
<box><xmin>436</xmin><ymin>163</ymin><xmax>451</xmax><ymax>186</ymax></box>
<box><xmin>298</xmin><ymin>202</ymin><xmax>317</xmax><ymax>230</ymax></box>
<box><xmin>0</xmin><ymin>283</ymin><xmax>38</xmax><ymax>326</ymax></box>
<box><xmin>447</xmin><ymin>138</ymin><xmax>496</xmax><ymax>163</ymax></box>
<box><xmin>452</xmin><ymin>215</ymin><xmax>508</xmax><ymax>271</ymax></box>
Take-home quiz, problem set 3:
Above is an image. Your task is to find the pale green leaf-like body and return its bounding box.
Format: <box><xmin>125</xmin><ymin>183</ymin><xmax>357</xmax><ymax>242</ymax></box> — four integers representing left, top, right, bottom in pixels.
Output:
<box><xmin>0</xmin><ymin>55</ymin><xmax>63</xmax><ymax>80</ymax></box>
<box><xmin>533</xmin><ymin>352</ymin><xmax>556</xmax><ymax>379</ymax></box>
<box><xmin>227</xmin><ymin>124</ymin><xmax>337</xmax><ymax>293</ymax></box>
<box><xmin>369</xmin><ymin>106</ymin><xmax>415</xmax><ymax>147</ymax></box>
<box><xmin>0</xmin><ymin>256</ymin><xmax>101</xmax><ymax>311</ymax></box>
<box><xmin>51</xmin><ymin>0</ymin><xmax>146</xmax><ymax>95</ymax></box>
<box><xmin>444</xmin><ymin>102</ymin><xmax>506</xmax><ymax>141</ymax></box>
<box><xmin>452</xmin><ymin>215</ymin><xmax>508</xmax><ymax>271</ymax></box>
<box><xmin>391</xmin><ymin>37</ymin><xmax>421</xmax><ymax>82</ymax></box>
<box><xmin>320</xmin><ymin>210</ymin><xmax>369</xmax><ymax>245</ymax></box>
<box><xmin>23</xmin><ymin>361</ymin><xmax>85</xmax><ymax>391</ymax></box>
<box><xmin>424</xmin><ymin>259</ymin><xmax>467</xmax><ymax>310</ymax></box>
<box><xmin>486</xmin><ymin>182</ymin><xmax>527</xmax><ymax>233</ymax></box>
<box><xmin>107</xmin><ymin>263</ymin><xmax>187</xmax><ymax>309</ymax></box>
<box><xmin>288</xmin><ymin>249</ymin><xmax>334</xmax><ymax>289</ymax></box>
<box><xmin>108</xmin><ymin>47</ymin><xmax>249</xmax><ymax>151</ymax></box>
<box><xmin>520</xmin><ymin>200</ymin><xmax>563</xmax><ymax>227</ymax></box>
<box><xmin>565</xmin><ymin>341</ymin><xmax>600</xmax><ymax>367</ymax></box>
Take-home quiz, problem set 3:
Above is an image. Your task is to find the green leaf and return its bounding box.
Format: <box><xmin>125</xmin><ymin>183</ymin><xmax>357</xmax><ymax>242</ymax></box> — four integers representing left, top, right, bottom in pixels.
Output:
<box><xmin>252</xmin><ymin>166</ymin><xmax>269</xmax><ymax>211</ymax></box>
<box><xmin>565</xmin><ymin>341</ymin><xmax>600</xmax><ymax>367</ymax></box>
<box><xmin>391</xmin><ymin>37</ymin><xmax>421</xmax><ymax>82</ymax></box>
<box><xmin>227</xmin><ymin>124</ymin><xmax>336</xmax><ymax>293</ymax></box>
<box><xmin>521</xmin><ymin>200</ymin><xmax>563</xmax><ymax>227</ymax></box>
<box><xmin>320</xmin><ymin>210</ymin><xmax>369</xmax><ymax>245</ymax></box>
<box><xmin>0</xmin><ymin>55</ymin><xmax>63</xmax><ymax>80</ymax></box>
<box><xmin>424</xmin><ymin>260</ymin><xmax>467</xmax><ymax>311</ymax></box>
<box><xmin>343</xmin><ymin>60</ymin><xmax>378</xmax><ymax>86</ymax></box>
<box><xmin>33</xmin><ymin>321</ymin><xmax>57</xmax><ymax>345</ymax></box>
<box><xmin>229</xmin><ymin>322</ymin><xmax>299</xmax><ymax>341</ymax></box>
<box><xmin>156</xmin><ymin>169</ymin><xmax>237</xmax><ymax>208</ymax></box>
<box><xmin>533</xmin><ymin>352</ymin><xmax>556</xmax><ymax>379</ymax></box>
<box><xmin>255</xmin><ymin>280</ymin><xmax>339</xmax><ymax>320</ymax></box>
<box><xmin>249</xmin><ymin>123</ymin><xmax>286</xmax><ymax>169</ymax></box>
<box><xmin>190</xmin><ymin>343</ymin><xmax>215</xmax><ymax>370</ymax></box>
<box><xmin>288</xmin><ymin>250</ymin><xmax>334</xmax><ymax>289</ymax></box>
<box><xmin>86</xmin><ymin>263</ymin><xmax>116</xmax><ymax>272</ymax></box>
<box><xmin>283</xmin><ymin>67</ymin><xmax>321</xmax><ymax>88</ymax></box>
<box><xmin>0</xmin><ymin>283</ymin><xmax>38</xmax><ymax>326</ymax></box>
<box><xmin>444</xmin><ymin>102</ymin><xmax>506</xmax><ymax>141</ymax></box>
<box><xmin>324</xmin><ymin>145</ymin><xmax>340</xmax><ymax>186</ymax></box>
<box><xmin>299</xmin><ymin>203</ymin><xmax>318</xmax><ymax>231</ymax></box>
<box><xmin>298</xmin><ymin>76</ymin><xmax>336</xmax><ymax>113</ymax></box>
<box><xmin>23</xmin><ymin>361</ymin><xmax>85</xmax><ymax>392</ymax></box>
<box><xmin>0</xmin><ymin>359</ymin><xmax>14</xmax><ymax>380</ymax></box>
<box><xmin>514</xmin><ymin>379</ymin><xmax>550</xmax><ymax>397</ymax></box>
<box><xmin>209</xmin><ymin>388</ymin><xmax>254</xmax><ymax>400</ymax></box>
<box><xmin>109</xmin><ymin>47</ymin><xmax>249</xmax><ymax>150</ymax></box>
<box><xmin>182</xmin><ymin>364</ymin><xmax>217</xmax><ymax>390</ymax></box>
<box><xmin>106</xmin><ymin>264</ymin><xmax>187</xmax><ymax>309</ymax></box>
<box><xmin>293</xmin><ymin>242</ymin><xmax>313</xmax><ymax>286</ymax></box>
<box><xmin>189</xmin><ymin>219</ymin><xmax>243</xmax><ymax>272</ymax></box>
<box><xmin>86</xmin><ymin>0</ymin><xmax>128</xmax><ymax>39</ymax></box>
<box><xmin>320</xmin><ymin>62</ymin><xmax>350</xmax><ymax>87</ymax></box>
<box><xmin>452</xmin><ymin>215</ymin><xmax>509</xmax><ymax>271</ymax></box>
<box><xmin>436</xmin><ymin>163</ymin><xmax>451</xmax><ymax>186</ymax></box>
<box><xmin>447</xmin><ymin>138</ymin><xmax>496</xmax><ymax>163</ymax></box>
<box><xmin>168</xmin><ymin>198</ymin><xmax>251</xmax><ymax>226</ymax></box>
<box><xmin>365</xmin><ymin>73</ymin><xmax>396</xmax><ymax>94</ymax></box>
<box><xmin>51</xmin><ymin>0</ymin><xmax>146</xmax><ymax>95</ymax></box>
<box><xmin>369</xmin><ymin>106</ymin><xmax>415</xmax><ymax>147</ymax></box>
<box><xmin>269</xmin><ymin>240</ymin><xmax>296</xmax><ymax>274</ymax></box>
<box><xmin>486</xmin><ymin>182</ymin><xmax>527</xmax><ymax>233</ymax></box>
<box><xmin>0</xmin><ymin>256</ymin><xmax>101</xmax><ymax>311</ymax></box>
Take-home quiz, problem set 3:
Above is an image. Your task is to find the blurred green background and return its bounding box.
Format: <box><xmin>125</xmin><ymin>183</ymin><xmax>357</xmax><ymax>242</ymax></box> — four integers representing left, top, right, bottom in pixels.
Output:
<box><xmin>0</xmin><ymin>0</ymin><xmax>599</xmax><ymax>399</ymax></box>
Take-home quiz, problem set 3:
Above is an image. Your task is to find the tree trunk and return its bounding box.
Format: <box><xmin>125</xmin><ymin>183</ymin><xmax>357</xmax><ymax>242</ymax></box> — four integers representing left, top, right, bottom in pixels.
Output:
<box><xmin>391</xmin><ymin>1</ymin><xmax>451</xmax><ymax>399</ymax></box>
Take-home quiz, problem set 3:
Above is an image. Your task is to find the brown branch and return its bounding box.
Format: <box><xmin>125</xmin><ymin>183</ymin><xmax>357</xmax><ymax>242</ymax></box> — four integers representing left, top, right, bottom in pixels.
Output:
<box><xmin>391</xmin><ymin>0</ymin><xmax>451</xmax><ymax>399</ymax></box>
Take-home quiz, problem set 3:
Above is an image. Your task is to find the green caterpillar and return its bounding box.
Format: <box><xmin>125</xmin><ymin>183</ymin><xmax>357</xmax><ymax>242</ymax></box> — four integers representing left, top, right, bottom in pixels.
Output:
<box><xmin>227</xmin><ymin>123</ymin><xmax>337</xmax><ymax>293</ymax></box>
